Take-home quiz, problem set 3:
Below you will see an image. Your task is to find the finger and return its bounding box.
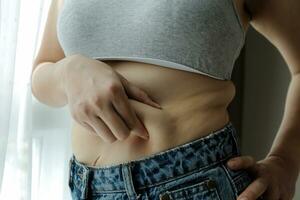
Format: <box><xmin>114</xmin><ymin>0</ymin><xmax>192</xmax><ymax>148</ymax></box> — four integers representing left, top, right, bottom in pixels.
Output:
<box><xmin>81</xmin><ymin>121</ymin><xmax>97</xmax><ymax>135</ymax></box>
<box><xmin>71</xmin><ymin>112</ymin><xmax>99</xmax><ymax>137</ymax></box>
<box><xmin>237</xmin><ymin>177</ymin><xmax>268</xmax><ymax>200</ymax></box>
<box><xmin>227</xmin><ymin>156</ymin><xmax>256</xmax><ymax>170</ymax></box>
<box><xmin>118</xmin><ymin>73</ymin><xmax>162</xmax><ymax>109</ymax></box>
<box><xmin>87</xmin><ymin>116</ymin><xmax>117</xmax><ymax>143</ymax></box>
<box><xmin>99</xmin><ymin>102</ymin><xmax>138</xmax><ymax>141</ymax></box>
<box><xmin>263</xmin><ymin>187</ymin><xmax>280</xmax><ymax>200</ymax></box>
<box><xmin>110</xmin><ymin>86</ymin><xmax>149</xmax><ymax>140</ymax></box>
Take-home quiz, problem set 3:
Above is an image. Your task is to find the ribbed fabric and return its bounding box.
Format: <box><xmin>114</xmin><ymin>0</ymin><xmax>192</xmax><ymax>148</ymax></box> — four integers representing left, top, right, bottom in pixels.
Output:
<box><xmin>57</xmin><ymin>0</ymin><xmax>245</xmax><ymax>80</ymax></box>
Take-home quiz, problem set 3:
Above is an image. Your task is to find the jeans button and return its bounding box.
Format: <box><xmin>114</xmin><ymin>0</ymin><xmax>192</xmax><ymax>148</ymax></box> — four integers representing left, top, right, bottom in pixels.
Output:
<box><xmin>159</xmin><ymin>193</ymin><xmax>171</xmax><ymax>200</ymax></box>
<box><xmin>206</xmin><ymin>179</ymin><xmax>216</xmax><ymax>189</ymax></box>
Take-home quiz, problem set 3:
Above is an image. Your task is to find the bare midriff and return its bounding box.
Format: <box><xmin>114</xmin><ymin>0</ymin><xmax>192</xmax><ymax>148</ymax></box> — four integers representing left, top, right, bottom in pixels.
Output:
<box><xmin>71</xmin><ymin>60</ymin><xmax>236</xmax><ymax>167</ymax></box>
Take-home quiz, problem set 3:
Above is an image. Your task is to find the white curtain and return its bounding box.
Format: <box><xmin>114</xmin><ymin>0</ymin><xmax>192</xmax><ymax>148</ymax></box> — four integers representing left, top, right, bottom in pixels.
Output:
<box><xmin>0</xmin><ymin>0</ymin><xmax>72</xmax><ymax>199</ymax></box>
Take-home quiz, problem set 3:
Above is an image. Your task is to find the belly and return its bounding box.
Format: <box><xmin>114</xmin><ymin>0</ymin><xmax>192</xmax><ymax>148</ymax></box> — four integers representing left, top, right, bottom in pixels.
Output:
<box><xmin>71</xmin><ymin>60</ymin><xmax>236</xmax><ymax>167</ymax></box>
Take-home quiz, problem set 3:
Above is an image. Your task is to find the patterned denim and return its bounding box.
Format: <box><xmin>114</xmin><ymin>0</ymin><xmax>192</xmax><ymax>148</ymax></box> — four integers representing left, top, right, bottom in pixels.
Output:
<box><xmin>68</xmin><ymin>121</ymin><xmax>263</xmax><ymax>200</ymax></box>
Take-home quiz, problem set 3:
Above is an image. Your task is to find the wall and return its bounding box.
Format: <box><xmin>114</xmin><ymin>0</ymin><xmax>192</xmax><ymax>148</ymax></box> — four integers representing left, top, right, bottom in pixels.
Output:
<box><xmin>241</xmin><ymin>27</ymin><xmax>300</xmax><ymax>199</ymax></box>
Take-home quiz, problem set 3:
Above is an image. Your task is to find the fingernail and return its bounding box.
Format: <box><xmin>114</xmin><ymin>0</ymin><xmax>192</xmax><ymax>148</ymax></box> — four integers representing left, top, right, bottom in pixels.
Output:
<box><xmin>227</xmin><ymin>160</ymin><xmax>236</xmax><ymax>168</ymax></box>
<box><xmin>148</xmin><ymin>98</ymin><xmax>161</xmax><ymax>108</ymax></box>
<box><xmin>138</xmin><ymin>130</ymin><xmax>149</xmax><ymax>139</ymax></box>
<box><xmin>229</xmin><ymin>157</ymin><xmax>237</xmax><ymax>162</ymax></box>
<box><xmin>146</xmin><ymin>94</ymin><xmax>161</xmax><ymax>107</ymax></box>
<box><xmin>153</xmin><ymin>102</ymin><xmax>162</xmax><ymax>109</ymax></box>
<box><xmin>134</xmin><ymin>126</ymin><xmax>149</xmax><ymax>139</ymax></box>
<box><xmin>141</xmin><ymin>133</ymin><xmax>149</xmax><ymax>140</ymax></box>
<box><xmin>142</xmin><ymin>127</ymin><xmax>150</xmax><ymax>138</ymax></box>
<box><xmin>227</xmin><ymin>160</ymin><xmax>236</xmax><ymax>164</ymax></box>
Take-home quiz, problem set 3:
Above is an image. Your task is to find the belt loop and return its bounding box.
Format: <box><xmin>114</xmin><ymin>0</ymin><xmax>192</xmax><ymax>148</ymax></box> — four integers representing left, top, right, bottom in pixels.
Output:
<box><xmin>229</xmin><ymin>124</ymin><xmax>241</xmax><ymax>156</ymax></box>
<box><xmin>79</xmin><ymin>166</ymin><xmax>91</xmax><ymax>200</ymax></box>
<box><xmin>121</xmin><ymin>162</ymin><xmax>139</xmax><ymax>200</ymax></box>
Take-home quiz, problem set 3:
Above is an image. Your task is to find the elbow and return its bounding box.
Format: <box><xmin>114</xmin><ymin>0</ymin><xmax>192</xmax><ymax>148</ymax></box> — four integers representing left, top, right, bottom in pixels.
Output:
<box><xmin>31</xmin><ymin>64</ymin><xmax>39</xmax><ymax>98</ymax></box>
<box><xmin>30</xmin><ymin>73</ymin><xmax>43</xmax><ymax>104</ymax></box>
<box><xmin>30</xmin><ymin>62</ymin><xmax>66</xmax><ymax>108</ymax></box>
<box><xmin>31</xmin><ymin>65</ymin><xmax>48</xmax><ymax>106</ymax></box>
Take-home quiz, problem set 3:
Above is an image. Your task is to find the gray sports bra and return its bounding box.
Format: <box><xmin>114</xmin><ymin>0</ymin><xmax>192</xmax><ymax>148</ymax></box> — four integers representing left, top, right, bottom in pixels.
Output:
<box><xmin>57</xmin><ymin>0</ymin><xmax>246</xmax><ymax>80</ymax></box>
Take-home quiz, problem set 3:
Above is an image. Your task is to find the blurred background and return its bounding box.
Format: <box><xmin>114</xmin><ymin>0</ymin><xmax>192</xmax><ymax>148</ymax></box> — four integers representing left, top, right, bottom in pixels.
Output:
<box><xmin>0</xmin><ymin>0</ymin><xmax>299</xmax><ymax>199</ymax></box>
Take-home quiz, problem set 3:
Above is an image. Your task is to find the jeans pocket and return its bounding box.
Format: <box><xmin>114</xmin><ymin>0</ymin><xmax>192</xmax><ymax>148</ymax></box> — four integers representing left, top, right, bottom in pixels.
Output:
<box><xmin>158</xmin><ymin>178</ymin><xmax>221</xmax><ymax>200</ymax></box>
<box><xmin>232</xmin><ymin>170</ymin><xmax>253</xmax><ymax>196</ymax></box>
<box><xmin>221</xmin><ymin>162</ymin><xmax>253</xmax><ymax>197</ymax></box>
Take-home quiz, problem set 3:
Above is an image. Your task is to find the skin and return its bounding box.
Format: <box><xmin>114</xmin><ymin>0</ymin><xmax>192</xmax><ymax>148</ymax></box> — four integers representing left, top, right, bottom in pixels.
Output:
<box><xmin>32</xmin><ymin>0</ymin><xmax>236</xmax><ymax>166</ymax></box>
<box><xmin>31</xmin><ymin>0</ymin><xmax>300</xmax><ymax>199</ymax></box>
<box><xmin>227</xmin><ymin>0</ymin><xmax>300</xmax><ymax>199</ymax></box>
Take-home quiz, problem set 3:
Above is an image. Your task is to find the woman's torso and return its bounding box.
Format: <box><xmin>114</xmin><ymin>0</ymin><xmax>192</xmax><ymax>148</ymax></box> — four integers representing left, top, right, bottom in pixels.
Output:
<box><xmin>70</xmin><ymin>0</ymin><xmax>250</xmax><ymax>167</ymax></box>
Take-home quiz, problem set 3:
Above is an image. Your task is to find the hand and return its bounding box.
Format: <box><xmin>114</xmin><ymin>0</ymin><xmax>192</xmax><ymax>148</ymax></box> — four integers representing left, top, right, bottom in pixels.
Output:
<box><xmin>62</xmin><ymin>54</ymin><xmax>162</xmax><ymax>143</ymax></box>
<box><xmin>226</xmin><ymin>155</ymin><xmax>299</xmax><ymax>200</ymax></box>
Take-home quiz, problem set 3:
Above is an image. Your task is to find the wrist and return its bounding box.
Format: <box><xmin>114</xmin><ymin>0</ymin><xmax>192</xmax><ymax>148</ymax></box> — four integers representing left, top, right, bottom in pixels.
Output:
<box><xmin>56</xmin><ymin>54</ymin><xmax>92</xmax><ymax>101</ymax></box>
<box><xmin>53</xmin><ymin>55</ymin><xmax>80</xmax><ymax>102</ymax></box>
<box><xmin>267</xmin><ymin>152</ymin><xmax>300</xmax><ymax>175</ymax></box>
<box><xmin>59</xmin><ymin>53</ymin><xmax>84</xmax><ymax>78</ymax></box>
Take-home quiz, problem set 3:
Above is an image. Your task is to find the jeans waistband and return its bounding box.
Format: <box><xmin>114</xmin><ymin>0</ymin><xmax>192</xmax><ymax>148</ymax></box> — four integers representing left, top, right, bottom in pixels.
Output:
<box><xmin>69</xmin><ymin>121</ymin><xmax>240</xmax><ymax>194</ymax></box>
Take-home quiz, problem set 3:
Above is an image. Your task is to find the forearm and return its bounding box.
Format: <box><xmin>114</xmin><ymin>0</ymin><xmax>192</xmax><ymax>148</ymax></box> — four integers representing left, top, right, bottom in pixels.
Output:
<box><xmin>31</xmin><ymin>55</ymin><xmax>74</xmax><ymax>107</ymax></box>
<box><xmin>268</xmin><ymin>73</ymin><xmax>300</xmax><ymax>172</ymax></box>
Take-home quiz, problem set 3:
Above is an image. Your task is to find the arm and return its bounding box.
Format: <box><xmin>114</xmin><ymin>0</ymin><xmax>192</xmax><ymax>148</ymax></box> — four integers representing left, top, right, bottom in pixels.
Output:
<box><xmin>31</xmin><ymin>0</ymin><xmax>161</xmax><ymax>142</ymax></box>
<box><xmin>247</xmin><ymin>0</ymin><xmax>300</xmax><ymax>170</ymax></box>
<box><xmin>259</xmin><ymin>0</ymin><xmax>300</xmax><ymax>172</ymax></box>
<box><xmin>227</xmin><ymin>0</ymin><xmax>300</xmax><ymax>199</ymax></box>
<box><xmin>31</xmin><ymin>0</ymin><xmax>67</xmax><ymax>107</ymax></box>
<box><xmin>267</xmin><ymin>73</ymin><xmax>300</xmax><ymax>171</ymax></box>
<box><xmin>32</xmin><ymin>55</ymin><xmax>82</xmax><ymax>107</ymax></box>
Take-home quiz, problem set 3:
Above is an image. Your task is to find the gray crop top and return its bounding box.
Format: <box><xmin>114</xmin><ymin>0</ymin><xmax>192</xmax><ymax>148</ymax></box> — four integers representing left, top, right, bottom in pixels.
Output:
<box><xmin>57</xmin><ymin>0</ymin><xmax>246</xmax><ymax>80</ymax></box>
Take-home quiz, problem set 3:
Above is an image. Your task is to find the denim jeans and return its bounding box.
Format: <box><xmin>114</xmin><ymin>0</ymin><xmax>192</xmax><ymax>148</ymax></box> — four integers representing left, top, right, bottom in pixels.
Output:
<box><xmin>68</xmin><ymin>121</ymin><xmax>261</xmax><ymax>200</ymax></box>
